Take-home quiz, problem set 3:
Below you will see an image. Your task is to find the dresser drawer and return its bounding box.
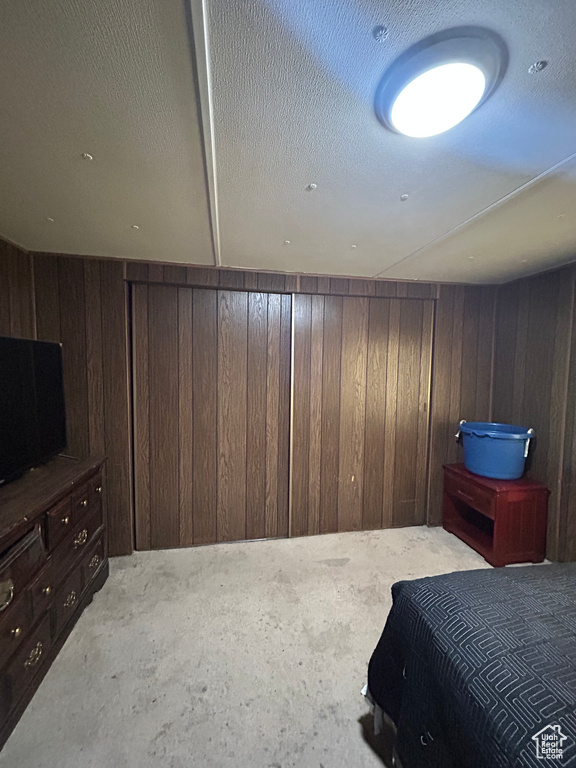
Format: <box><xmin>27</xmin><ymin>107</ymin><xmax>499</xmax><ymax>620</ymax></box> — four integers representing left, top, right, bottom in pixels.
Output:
<box><xmin>0</xmin><ymin>526</ymin><xmax>47</xmax><ymax>612</ymax></box>
<box><xmin>80</xmin><ymin>536</ymin><xmax>105</xmax><ymax>591</ymax></box>
<box><xmin>88</xmin><ymin>472</ymin><xmax>103</xmax><ymax>512</ymax></box>
<box><xmin>52</xmin><ymin>506</ymin><xmax>103</xmax><ymax>584</ymax></box>
<box><xmin>52</xmin><ymin>569</ymin><xmax>82</xmax><ymax>639</ymax></box>
<box><xmin>72</xmin><ymin>484</ymin><xmax>91</xmax><ymax>522</ymax></box>
<box><xmin>29</xmin><ymin>562</ymin><xmax>54</xmax><ymax>620</ymax></box>
<box><xmin>4</xmin><ymin>615</ymin><xmax>52</xmax><ymax>713</ymax></box>
<box><xmin>46</xmin><ymin>497</ymin><xmax>74</xmax><ymax>551</ymax></box>
<box><xmin>444</xmin><ymin>472</ymin><xmax>495</xmax><ymax>519</ymax></box>
<box><xmin>0</xmin><ymin>592</ymin><xmax>33</xmax><ymax>669</ymax></box>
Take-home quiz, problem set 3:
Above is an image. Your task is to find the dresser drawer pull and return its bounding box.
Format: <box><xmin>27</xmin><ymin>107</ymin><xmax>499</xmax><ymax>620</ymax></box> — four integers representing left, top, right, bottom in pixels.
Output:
<box><xmin>0</xmin><ymin>579</ymin><xmax>14</xmax><ymax>612</ymax></box>
<box><xmin>89</xmin><ymin>554</ymin><xmax>101</xmax><ymax>571</ymax></box>
<box><xmin>11</xmin><ymin>626</ymin><xmax>23</xmax><ymax>639</ymax></box>
<box><xmin>95</xmin><ymin>485</ymin><xmax>102</xmax><ymax>494</ymax></box>
<box><xmin>457</xmin><ymin>489</ymin><xmax>476</xmax><ymax>504</ymax></box>
<box><xmin>24</xmin><ymin>641</ymin><xmax>43</xmax><ymax>669</ymax></box>
<box><xmin>42</xmin><ymin>586</ymin><xmax>52</xmax><ymax>596</ymax></box>
<box><xmin>62</xmin><ymin>515</ymin><xmax>70</xmax><ymax>526</ymax></box>
<box><xmin>79</xmin><ymin>499</ymin><xmax>88</xmax><ymax>508</ymax></box>
<box><xmin>74</xmin><ymin>529</ymin><xmax>88</xmax><ymax>548</ymax></box>
<box><xmin>63</xmin><ymin>590</ymin><xmax>77</xmax><ymax>609</ymax></box>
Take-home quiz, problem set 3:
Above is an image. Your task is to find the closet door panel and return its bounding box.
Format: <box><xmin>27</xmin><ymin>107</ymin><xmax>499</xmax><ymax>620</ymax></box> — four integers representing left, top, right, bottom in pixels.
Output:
<box><xmin>291</xmin><ymin>295</ymin><xmax>433</xmax><ymax>536</ymax></box>
<box><xmin>132</xmin><ymin>287</ymin><xmax>290</xmax><ymax>550</ymax></box>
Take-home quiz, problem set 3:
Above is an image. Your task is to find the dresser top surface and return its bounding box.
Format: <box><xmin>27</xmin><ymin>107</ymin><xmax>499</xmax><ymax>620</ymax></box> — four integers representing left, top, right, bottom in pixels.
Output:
<box><xmin>0</xmin><ymin>456</ymin><xmax>104</xmax><ymax>549</ymax></box>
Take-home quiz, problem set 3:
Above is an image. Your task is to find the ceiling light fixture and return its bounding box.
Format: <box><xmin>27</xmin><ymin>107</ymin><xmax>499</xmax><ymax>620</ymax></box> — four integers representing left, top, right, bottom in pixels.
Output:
<box><xmin>375</xmin><ymin>27</ymin><xmax>507</xmax><ymax>138</ymax></box>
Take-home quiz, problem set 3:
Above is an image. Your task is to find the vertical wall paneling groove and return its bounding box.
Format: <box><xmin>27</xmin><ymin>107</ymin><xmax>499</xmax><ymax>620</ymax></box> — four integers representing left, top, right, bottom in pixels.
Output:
<box><xmin>319</xmin><ymin>296</ymin><xmax>343</xmax><ymax>534</ymax></box>
<box><xmin>264</xmin><ymin>293</ymin><xmax>280</xmax><ymax>538</ymax></box>
<box><xmin>192</xmin><ymin>288</ymin><xmax>218</xmax><ymax>545</ymax></box>
<box><xmin>131</xmin><ymin>286</ymin><xmax>290</xmax><ymax>549</ymax></box>
<box><xmin>289</xmin><ymin>294</ymin><xmax>311</xmax><ymax>537</ymax></box>
<box><xmin>132</xmin><ymin>283</ymin><xmax>151</xmax><ymax>550</ymax></box>
<box><xmin>381</xmin><ymin>301</ymin><xmax>400</xmax><ymax>528</ymax></box>
<box><xmin>363</xmin><ymin>298</ymin><xmax>389</xmax><ymax>531</ymax></box>
<box><xmin>148</xmin><ymin>285</ymin><xmax>180</xmax><ymax>548</ymax></box>
<box><xmin>415</xmin><ymin>300</ymin><xmax>435</xmax><ymax>521</ymax></box>
<box><xmin>276</xmin><ymin>293</ymin><xmax>291</xmax><ymax>538</ymax></box>
<box><xmin>246</xmin><ymin>293</ymin><xmax>267</xmax><ymax>540</ymax></box>
<box><xmin>338</xmin><ymin>297</ymin><xmax>369</xmax><ymax>532</ymax></box>
<box><xmin>178</xmin><ymin>287</ymin><xmax>194</xmax><ymax>547</ymax></box>
<box><xmin>307</xmin><ymin>295</ymin><xmax>325</xmax><ymax>536</ymax></box>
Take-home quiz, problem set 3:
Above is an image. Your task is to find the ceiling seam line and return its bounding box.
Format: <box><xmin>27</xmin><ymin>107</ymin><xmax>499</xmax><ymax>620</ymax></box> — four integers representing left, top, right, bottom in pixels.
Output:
<box><xmin>372</xmin><ymin>149</ymin><xmax>576</xmax><ymax>279</ymax></box>
<box><xmin>189</xmin><ymin>0</ymin><xmax>222</xmax><ymax>267</ymax></box>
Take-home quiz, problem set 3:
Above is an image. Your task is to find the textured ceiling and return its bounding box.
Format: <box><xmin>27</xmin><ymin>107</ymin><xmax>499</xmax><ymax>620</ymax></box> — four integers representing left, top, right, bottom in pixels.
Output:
<box><xmin>0</xmin><ymin>0</ymin><xmax>213</xmax><ymax>263</ymax></box>
<box><xmin>205</xmin><ymin>0</ymin><xmax>576</xmax><ymax>282</ymax></box>
<box><xmin>1</xmin><ymin>0</ymin><xmax>576</xmax><ymax>282</ymax></box>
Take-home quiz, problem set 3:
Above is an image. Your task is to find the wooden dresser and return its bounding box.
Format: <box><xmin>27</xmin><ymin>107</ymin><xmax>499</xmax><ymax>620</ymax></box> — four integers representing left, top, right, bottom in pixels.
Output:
<box><xmin>0</xmin><ymin>456</ymin><xmax>108</xmax><ymax>749</ymax></box>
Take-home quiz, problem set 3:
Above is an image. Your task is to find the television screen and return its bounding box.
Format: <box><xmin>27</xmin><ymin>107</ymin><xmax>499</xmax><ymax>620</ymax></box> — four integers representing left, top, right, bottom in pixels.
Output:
<box><xmin>0</xmin><ymin>336</ymin><xmax>67</xmax><ymax>485</ymax></box>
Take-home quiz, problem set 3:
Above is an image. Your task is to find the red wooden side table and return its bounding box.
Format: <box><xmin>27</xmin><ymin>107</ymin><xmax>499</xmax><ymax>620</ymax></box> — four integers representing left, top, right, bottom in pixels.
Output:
<box><xmin>443</xmin><ymin>463</ymin><xmax>549</xmax><ymax>567</ymax></box>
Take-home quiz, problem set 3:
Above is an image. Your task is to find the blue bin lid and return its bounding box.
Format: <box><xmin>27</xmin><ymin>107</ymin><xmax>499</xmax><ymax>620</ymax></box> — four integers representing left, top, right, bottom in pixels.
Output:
<box><xmin>459</xmin><ymin>421</ymin><xmax>534</xmax><ymax>439</ymax></box>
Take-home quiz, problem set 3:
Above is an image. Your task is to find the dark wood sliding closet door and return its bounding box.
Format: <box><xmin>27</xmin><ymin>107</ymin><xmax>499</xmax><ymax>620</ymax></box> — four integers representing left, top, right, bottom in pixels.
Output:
<box><xmin>291</xmin><ymin>295</ymin><xmax>434</xmax><ymax>536</ymax></box>
<box><xmin>132</xmin><ymin>285</ymin><xmax>291</xmax><ymax>549</ymax></box>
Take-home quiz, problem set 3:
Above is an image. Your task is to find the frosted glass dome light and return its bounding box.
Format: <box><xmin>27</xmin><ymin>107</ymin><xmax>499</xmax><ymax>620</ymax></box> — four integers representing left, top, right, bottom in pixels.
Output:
<box><xmin>374</xmin><ymin>28</ymin><xmax>508</xmax><ymax>139</ymax></box>
<box><xmin>390</xmin><ymin>63</ymin><xmax>486</xmax><ymax>138</ymax></box>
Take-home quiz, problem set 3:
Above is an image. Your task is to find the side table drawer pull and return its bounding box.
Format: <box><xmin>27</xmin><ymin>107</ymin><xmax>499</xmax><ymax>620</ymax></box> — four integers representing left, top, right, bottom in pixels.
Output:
<box><xmin>74</xmin><ymin>529</ymin><xmax>88</xmax><ymax>548</ymax></box>
<box><xmin>11</xmin><ymin>626</ymin><xmax>22</xmax><ymax>639</ymax></box>
<box><xmin>79</xmin><ymin>499</ymin><xmax>88</xmax><ymax>508</ymax></box>
<box><xmin>63</xmin><ymin>590</ymin><xmax>77</xmax><ymax>609</ymax></box>
<box><xmin>457</xmin><ymin>489</ymin><xmax>476</xmax><ymax>503</ymax></box>
<box><xmin>89</xmin><ymin>554</ymin><xmax>101</xmax><ymax>570</ymax></box>
<box><xmin>95</xmin><ymin>485</ymin><xmax>102</xmax><ymax>494</ymax></box>
<box><xmin>61</xmin><ymin>515</ymin><xmax>70</xmax><ymax>526</ymax></box>
<box><xmin>24</xmin><ymin>641</ymin><xmax>43</xmax><ymax>668</ymax></box>
<box><xmin>0</xmin><ymin>579</ymin><xmax>15</xmax><ymax>612</ymax></box>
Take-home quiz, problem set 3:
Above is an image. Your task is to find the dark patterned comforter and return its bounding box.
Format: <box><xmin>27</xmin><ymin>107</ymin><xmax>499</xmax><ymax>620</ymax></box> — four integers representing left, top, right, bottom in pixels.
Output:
<box><xmin>367</xmin><ymin>564</ymin><xmax>576</xmax><ymax>767</ymax></box>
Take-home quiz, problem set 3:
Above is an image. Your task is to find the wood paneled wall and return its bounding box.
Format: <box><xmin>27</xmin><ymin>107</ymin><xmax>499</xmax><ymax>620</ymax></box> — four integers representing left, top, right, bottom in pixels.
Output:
<box><xmin>427</xmin><ymin>285</ymin><xmax>497</xmax><ymax>524</ymax></box>
<box><xmin>132</xmin><ymin>284</ymin><xmax>291</xmax><ymax>548</ymax></box>
<box><xmin>125</xmin><ymin>260</ymin><xmax>438</xmax><ymax>300</ymax></box>
<box><xmin>32</xmin><ymin>254</ymin><xmax>133</xmax><ymax>557</ymax></box>
<box><xmin>0</xmin><ymin>241</ymin><xmax>35</xmax><ymax>339</ymax></box>
<box><xmin>1</xmin><ymin>242</ymin><xmax>500</xmax><ymax>555</ymax></box>
<box><xmin>292</xmin><ymin>295</ymin><xmax>434</xmax><ymax>536</ymax></box>
<box><xmin>493</xmin><ymin>265</ymin><xmax>576</xmax><ymax>561</ymax></box>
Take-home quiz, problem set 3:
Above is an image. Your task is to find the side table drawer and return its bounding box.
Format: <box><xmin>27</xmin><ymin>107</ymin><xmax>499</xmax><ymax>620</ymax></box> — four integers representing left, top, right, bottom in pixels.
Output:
<box><xmin>444</xmin><ymin>472</ymin><xmax>494</xmax><ymax>519</ymax></box>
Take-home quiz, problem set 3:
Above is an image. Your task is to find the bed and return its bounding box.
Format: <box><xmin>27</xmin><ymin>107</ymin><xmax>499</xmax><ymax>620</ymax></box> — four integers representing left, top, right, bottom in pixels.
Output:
<box><xmin>367</xmin><ymin>564</ymin><xmax>576</xmax><ymax>767</ymax></box>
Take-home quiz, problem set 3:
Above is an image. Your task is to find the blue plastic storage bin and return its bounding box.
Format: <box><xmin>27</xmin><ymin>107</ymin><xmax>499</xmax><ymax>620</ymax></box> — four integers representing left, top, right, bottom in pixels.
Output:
<box><xmin>457</xmin><ymin>421</ymin><xmax>534</xmax><ymax>480</ymax></box>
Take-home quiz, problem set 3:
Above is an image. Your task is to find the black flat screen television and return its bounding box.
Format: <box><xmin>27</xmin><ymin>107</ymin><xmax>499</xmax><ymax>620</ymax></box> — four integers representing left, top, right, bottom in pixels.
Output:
<box><xmin>0</xmin><ymin>336</ymin><xmax>67</xmax><ymax>486</ymax></box>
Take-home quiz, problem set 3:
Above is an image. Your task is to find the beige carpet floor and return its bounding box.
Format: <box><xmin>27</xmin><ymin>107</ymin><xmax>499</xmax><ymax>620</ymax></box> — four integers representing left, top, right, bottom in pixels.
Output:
<box><xmin>1</xmin><ymin>526</ymin><xmax>490</xmax><ymax>768</ymax></box>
